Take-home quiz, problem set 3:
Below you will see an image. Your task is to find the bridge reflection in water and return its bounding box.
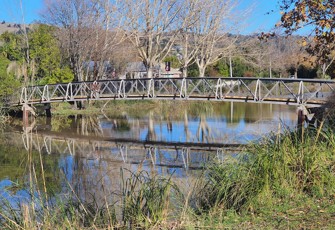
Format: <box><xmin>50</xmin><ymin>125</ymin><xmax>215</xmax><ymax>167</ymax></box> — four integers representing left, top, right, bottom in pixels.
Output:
<box><xmin>3</xmin><ymin>129</ymin><xmax>244</xmax><ymax>206</ymax></box>
<box><xmin>16</xmin><ymin>131</ymin><xmax>244</xmax><ymax>170</ymax></box>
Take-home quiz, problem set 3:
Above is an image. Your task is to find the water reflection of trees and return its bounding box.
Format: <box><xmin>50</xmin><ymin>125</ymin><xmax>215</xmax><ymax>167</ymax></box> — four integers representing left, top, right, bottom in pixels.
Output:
<box><xmin>0</xmin><ymin>134</ymin><xmax>62</xmax><ymax>194</ymax></box>
<box><xmin>41</xmin><ymin>102</ymin><xmax>296</xmax><ymax>144</ymax></box>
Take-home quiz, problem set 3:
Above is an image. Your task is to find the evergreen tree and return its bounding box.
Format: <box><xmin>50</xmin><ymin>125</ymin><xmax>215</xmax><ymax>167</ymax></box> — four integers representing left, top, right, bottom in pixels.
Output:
<box><xmin>29</xmin><ymin>24</ymin><xmax>74</xmax><ymax>84</ymax></box>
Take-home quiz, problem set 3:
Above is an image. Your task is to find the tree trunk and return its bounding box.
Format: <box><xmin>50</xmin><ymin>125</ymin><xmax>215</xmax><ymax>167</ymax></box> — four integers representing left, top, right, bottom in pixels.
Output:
<box><xmin>199</xmin><ymin>65</ymin><xmax>206</xmax><ymax>77</ymax></box>
<box><xmin>322</xmin><ymin>63</ymin><xmax>326</xmax><ymax>78</ymax></box>
<box><xmin>147</xmin><ymin>112</ymin><xmax>156</xmax><ymax>140</ymax></box>
<box><xmin>147</xmin><ymin>67</ymin><xmax>153</xmax><ymax>78</ymax></box>
<box><xmin>182</xmin><ymin>66</ymin><xmax>188</xmax><ymax>78</ymax></box>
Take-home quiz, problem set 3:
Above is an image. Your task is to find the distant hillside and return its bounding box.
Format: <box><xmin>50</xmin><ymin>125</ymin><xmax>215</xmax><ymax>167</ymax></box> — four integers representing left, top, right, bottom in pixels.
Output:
<box><xmin>0</xmin><ymin>21</ymin><xmax>30</xmax><ymax>35</ymax></box>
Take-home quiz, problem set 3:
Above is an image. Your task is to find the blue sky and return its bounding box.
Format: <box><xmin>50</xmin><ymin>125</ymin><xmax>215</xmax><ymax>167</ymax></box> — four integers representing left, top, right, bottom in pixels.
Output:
<box><xmin>240</xmin><ymin>0</ymin><xmax>282</xmax><ymax>34</ymax></box>
<box><xmin>1</xmin><ymin>0</ymin><xmax>43</xmax><ymax>24</ymax></box>
<box><xmin>0</xmin><ymin>0</ymin><xmax>282</xmax><ymax>34</ymax></box>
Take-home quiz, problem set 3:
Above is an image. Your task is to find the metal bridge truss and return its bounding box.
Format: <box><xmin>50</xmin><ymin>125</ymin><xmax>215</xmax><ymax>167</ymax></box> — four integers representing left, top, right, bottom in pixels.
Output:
<box><xmin>19</xmin><ymin>132</ymin><xmax>243</xmax><ymax>170</ymax></box>
<box><xmin>15</xmin><ymin>77</ymin><xmax>335</xmax><ymax>107</ymax></box>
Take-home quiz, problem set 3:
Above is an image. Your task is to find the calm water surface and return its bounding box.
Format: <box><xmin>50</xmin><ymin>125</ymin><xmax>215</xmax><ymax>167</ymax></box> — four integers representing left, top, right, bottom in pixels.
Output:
<box><xmin>0</xmin><ymin>102</ymin><xmax>297</xmax><ymax>202</ymax></box>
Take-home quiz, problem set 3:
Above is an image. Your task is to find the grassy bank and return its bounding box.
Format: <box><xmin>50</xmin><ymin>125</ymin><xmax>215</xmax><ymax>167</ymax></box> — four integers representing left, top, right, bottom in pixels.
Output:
<box><xmin>185</xmin><ymin>126</ymin><xmax>335</xmax><ymax>229</ymax></box>
<box><xmin>1</xmin><ymin>127</ymin><xmax>335</xmax><ymax>229</ymax></box>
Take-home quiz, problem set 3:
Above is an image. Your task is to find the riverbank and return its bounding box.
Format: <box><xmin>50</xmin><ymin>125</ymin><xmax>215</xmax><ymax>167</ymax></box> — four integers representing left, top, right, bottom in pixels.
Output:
<box><xmin>185</xmin><ymin>127</ymin><xmax>335</xmax><ymax>229</ymax></box>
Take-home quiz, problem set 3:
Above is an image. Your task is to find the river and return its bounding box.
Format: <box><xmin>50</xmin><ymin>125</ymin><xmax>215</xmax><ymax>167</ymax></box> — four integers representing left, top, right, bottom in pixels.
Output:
<box><xmin>0</xmin><ymin>102</ymin><xmax>297</xmax><ymax>206</ymax></box>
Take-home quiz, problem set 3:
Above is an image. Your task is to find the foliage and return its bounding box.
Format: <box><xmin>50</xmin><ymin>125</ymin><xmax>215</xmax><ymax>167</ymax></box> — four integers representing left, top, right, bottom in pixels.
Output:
<box><xmin>120</xmin><ymin>169</ymin><xmax>179</xmax><ymax>227</ymax></box>
<box><xmin>163</xmin><ymin>56</ymin><xmax>180</xmax><ymax>69</ymax></box>
<box><xmin>38</xmin><ymin>66</ymin><xmax>74</xmax><ymax>84</ymax></box>
<box><xmin>0</xmin><ymin>54</ymin><xmax>20</xmax><ymax>98</ymax></box>
<box><xmin>203</xmin><ymin>57</ymin><xmax>258</xmax><ymax>77</ymax></box>
<box><xmin>214</xmin><ymin>60</ymin><xmax>230</xmax><ymax>77</ymax></box>
<box><xmin>232</xmin><ymin>57</ymin><xmax>258</xmax><ymax>77</ymax></box>
<box><xmin>0</xmin><ymin>32</ymin><xmax>24</xmax><ymax>62</ymax></box>
<box><xmin>297</xmin><ymin>64</ymin><xmax>318</xmax><ymax>79</ymax></box>
<box><xmin>0</xmin><ymin>166</ymin><xmax>181</xmax><ymax>229</ymax></box>
<box><xmin>1</xmin><ymin>121</ymin><xmax>335</xmax><ymax>229</ymax></box>
<box><xmin>29</xmin><ymin>24</ymin><xmax>74</xmax><ymax>84</ymax></box>
<box><xmin>279</xmin><ymin>0</ymin><xmax>335</xmax><ymax>64</ymax></box>
<box><xmin>187</xmin><ymin>62</ymin><xmax>199</xmax><ymax>77</ymax></box>
<box><xmin>0</xmin><ymin>24</ymin><xmax>74</xmax><ymax>85</ymax></box>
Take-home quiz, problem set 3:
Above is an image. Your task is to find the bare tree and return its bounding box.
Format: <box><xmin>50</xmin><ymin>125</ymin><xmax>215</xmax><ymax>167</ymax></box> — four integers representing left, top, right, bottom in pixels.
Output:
<box><xmin>42</xmin><ymin>0</ymin><xmax>124</xmax><ymax>81</ymax></box>
<box><xmin>119</xmin><ymin>0</ymin><xmax>189</xmax><ymax>78</ymax></box>
<box><xmin>175</xmin><ymin>0</ymin><xmax>203</xmax><ymax>78</ymax></box>
<box><xmin>279</xmin><ymin>36</ymin><xmax>311</xmax><ymax>78</ymax></box>
<box><xmin>191</xmin><ymin>0</ymin><xmax>241</xmax><ymax>77</ymax></box>
<box><xmin>318</xmin><ymin>51</ymin><xmax>335</xmax><ymax>78</ymax></box>
<box><xmin>230</xmin><ymin>36</ymin><xmax>270</xmax><ymax>77</ymax></box>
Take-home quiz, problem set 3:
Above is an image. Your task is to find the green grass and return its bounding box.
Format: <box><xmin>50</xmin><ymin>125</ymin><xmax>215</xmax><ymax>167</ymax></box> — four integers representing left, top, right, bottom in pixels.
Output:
<box><xmin>182</xmin><ymin>195</ymin><xmax>335</xmax><ymax>229</ymax></box>
<box><xmin>0</xmin><ymin>164</ymin><xmax>183</xmax><ymax>229</ymax></box>
<box><xmin>184</xmin><ymin>125</ymin><xmax>335</xmax><ymax>229</ymax></box>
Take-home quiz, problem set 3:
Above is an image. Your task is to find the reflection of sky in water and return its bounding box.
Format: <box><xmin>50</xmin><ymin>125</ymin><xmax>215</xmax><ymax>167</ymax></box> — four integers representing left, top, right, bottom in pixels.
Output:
<box><xmin>98</xmin><ymin>104</ymin><xmax>297</xmax><ymax>144</ymax></box>
<box><xmin>0</xmin><ymin>179</ymin><xmax>39</xmax><ymax>209</ymax></box>
<box><xmin>136</xmin><ymin>114</ymin><xmax>296</xmax><ymax>144</ymax></box>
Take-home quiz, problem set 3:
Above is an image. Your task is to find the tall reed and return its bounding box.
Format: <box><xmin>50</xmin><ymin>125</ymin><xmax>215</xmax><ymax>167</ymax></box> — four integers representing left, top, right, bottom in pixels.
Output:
<box><xmin>119</xmin><ymin>168</ymin><xmax>181</xmax><ymax>228</ymax></box>
<box><xmin>0</xmin><ymin>154</ymin><xmax>182</xmax><ymax>229</ymax></box>
<box><xmin>191</xmin><ymin>126</ymin><xmax>335</xmax><ymax>213</ymax></box>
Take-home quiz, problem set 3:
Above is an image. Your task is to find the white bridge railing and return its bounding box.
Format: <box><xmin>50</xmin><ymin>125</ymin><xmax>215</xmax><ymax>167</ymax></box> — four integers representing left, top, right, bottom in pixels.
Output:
<box><xmin>16</xmin><ymin>132</ymin><xmax>243</xmax><ymax>169</ymax></box>
<box><xmin>11</xmin><ymin>77</ymin><xmax>335</xmax><ymax>107</ymax></box>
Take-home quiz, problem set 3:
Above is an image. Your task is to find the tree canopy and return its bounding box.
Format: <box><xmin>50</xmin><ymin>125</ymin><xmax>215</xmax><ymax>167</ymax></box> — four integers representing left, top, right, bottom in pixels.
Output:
<box><xmin>29</xmin><ymin>24</ymin><xmax>73</xmax><ymax>84</ymax></box>
<box><xmin>0</xmin><ymin>24</ymin><xmax>73</xmax><ymax>85</ymax></box>
<box><xmin>279</xmin><ymin>0</ymin><xmax>335</xmax><ymax>64</ymax></box>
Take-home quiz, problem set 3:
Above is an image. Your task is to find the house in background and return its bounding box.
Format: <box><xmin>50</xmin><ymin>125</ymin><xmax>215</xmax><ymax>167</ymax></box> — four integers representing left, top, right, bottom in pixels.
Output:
<box><xmin>83</xmin><ymin>61</ymin><xmax>115</xmax><ymax>80</ymax></box>
<box><xmin>125</xmin><ymin>62</ymin><xmax>160</xmax><ymax>79</ymax></box>
<box><xmin>125</xmin><ymin>62</ymin><xmax>181</xmax><ymax>78</ymax></box>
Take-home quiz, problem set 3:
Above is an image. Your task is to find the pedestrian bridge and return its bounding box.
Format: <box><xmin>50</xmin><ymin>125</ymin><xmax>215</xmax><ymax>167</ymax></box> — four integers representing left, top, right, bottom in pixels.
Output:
<box><xmin>12</xmin><ymin>77</ymin><xmax>335</xmax><ymax>107</ymax></box>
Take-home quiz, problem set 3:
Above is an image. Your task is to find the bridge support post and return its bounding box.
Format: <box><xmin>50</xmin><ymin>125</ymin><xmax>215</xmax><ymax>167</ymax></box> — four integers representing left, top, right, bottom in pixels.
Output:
<box><xmin>297</xmin><ymin>108</ymin><xmax>305</xmax><ymax>130</ymax></box>
<box><xmin>22</xmin><ymin>104</ymin><xmax>36</xmax><ymax>127</ymax></box>
<box><xmin>297</xmin><ymin>105</ymin><xmax>314</xmax><ymax>130</ymax></box>
<box><xmin>44</xmin><ymin>103</ymin><xmax>52</xmax><ymax>118</ymax></box>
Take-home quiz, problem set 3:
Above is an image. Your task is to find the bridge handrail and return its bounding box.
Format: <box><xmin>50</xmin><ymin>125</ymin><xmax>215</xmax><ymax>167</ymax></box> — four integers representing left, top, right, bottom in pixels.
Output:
<box><xmin>19</xmin><ymin>77</ymin><xmax>335</xmax><ymax>88</ymax></box>
<box><xmin>7</xmin><ymin>77</ymin><xmax>335</xmax><ymax>107</ymax></box>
